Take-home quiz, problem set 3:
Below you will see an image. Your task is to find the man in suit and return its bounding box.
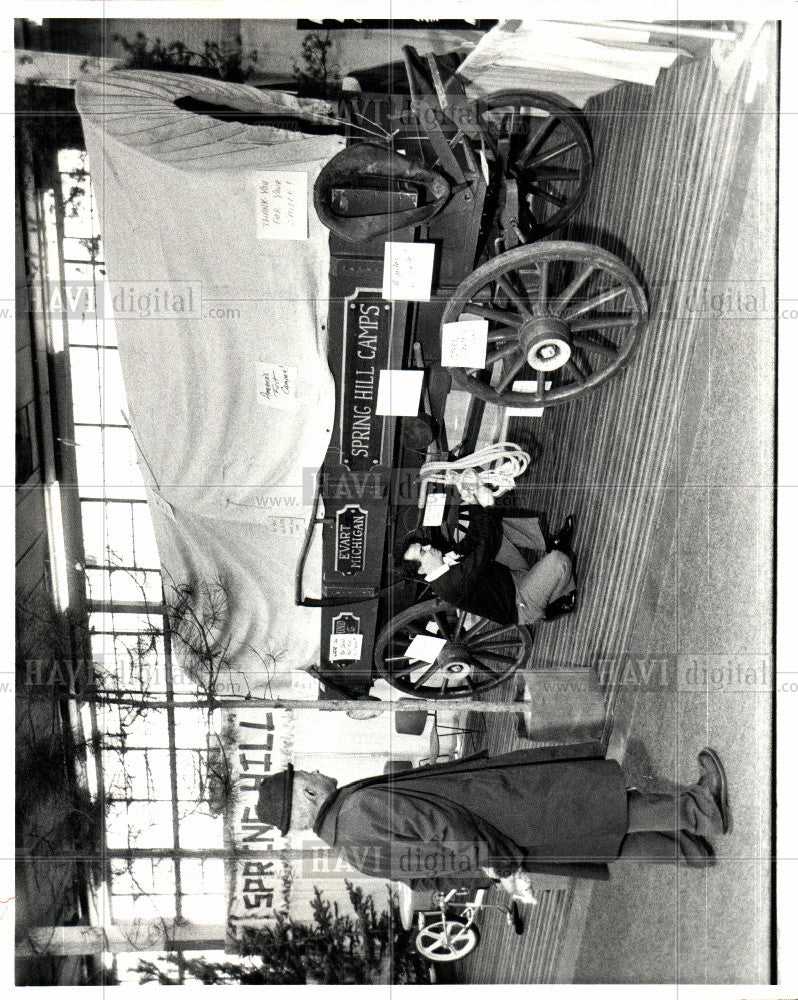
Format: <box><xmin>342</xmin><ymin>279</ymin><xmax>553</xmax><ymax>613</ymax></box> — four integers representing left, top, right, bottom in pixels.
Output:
<box><xmin>255</xmin><ymin>747</ymin><xmax>730</xmax><ymax>895</ymax></box>
<box><xmin>398</xmin><ymin>504</ymin><xmax>577</xmax><ymax>626</ymax></box>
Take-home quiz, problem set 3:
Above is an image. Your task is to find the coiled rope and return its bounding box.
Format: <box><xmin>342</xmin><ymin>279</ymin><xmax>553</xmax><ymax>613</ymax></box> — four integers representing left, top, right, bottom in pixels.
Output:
<box><xmin>418</xmin><ymin>442</ymin><xmax>531</xmax><ymax>507</ymax></box>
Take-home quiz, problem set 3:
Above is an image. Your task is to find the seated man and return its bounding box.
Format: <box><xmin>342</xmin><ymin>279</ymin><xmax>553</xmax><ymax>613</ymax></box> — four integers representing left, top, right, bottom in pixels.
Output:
<box><xmin>398</xmin><ymin>504</ymin><xmax>577</xmax><ymax>626</ymax></box>
<box><xmin>255</xmin><ymin>748</ymin><xmax>730</xmax><ymax>896</ymax></box>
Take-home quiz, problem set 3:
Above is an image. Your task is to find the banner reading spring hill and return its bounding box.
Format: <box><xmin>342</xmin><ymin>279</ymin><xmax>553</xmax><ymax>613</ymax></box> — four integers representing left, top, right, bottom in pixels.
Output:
<box><xmin>224</xmin><ymin>708</ymin><xmax>295</xmax><ymax>938</ymax></box>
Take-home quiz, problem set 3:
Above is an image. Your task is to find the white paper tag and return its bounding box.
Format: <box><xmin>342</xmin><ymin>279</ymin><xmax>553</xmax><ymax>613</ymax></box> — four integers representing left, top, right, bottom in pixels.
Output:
<box><xmin>441</xmin><ymin>318</ymin><xmax>489</xmax><ymax>368</ymax></box>
<box><xmin>254</xmin><ymin>171</ymin><xmax>308</xmax><ymax>240</ymax></box>
<box><xmin>382</xmin><ymin>242</ymin><xmax>436</xmax><ymax>301</ymax></box>
<box><xmin>505</xmin><ymin>379</ymin><xmax>552</xmax><ymax>418</ymax></box>
<box><xmin>375</xmin><ymin>369</ymin><xmax>424</xmax><ymax>416</ymax></box>
<box><xmin>256</xmin><ymin>362</ymin><xmax>297</xmax><ymax>411</ymax></box>
<box><xmin>150</xmin><ymin>489</ymin><xmax>176</xmax><ymax>522</ymax></box>
<box><xmin>405</xmin><ymin>634</ymin><xmax>447</xmax><ymax>663</ymax></box>
<box><xmin>479</xmin><ymin>144</ymin><xmax>490</xmax><ymax>184</ymax></box>
<box><xmin>330</xmin><ymin>633</ymin><xmax>364</xmax><ymax>662</ymax></box>
<box><xmin>423</xmin><ymin>491</ymin><xmax>447</xmax><ymax>526</ymax></box>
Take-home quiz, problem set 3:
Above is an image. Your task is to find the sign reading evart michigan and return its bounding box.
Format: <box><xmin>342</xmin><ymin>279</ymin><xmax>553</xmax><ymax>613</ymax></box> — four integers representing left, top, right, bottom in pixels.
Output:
<box><xmin>334</xmin><ymin>504</ymin><xmax>368</xmax><ymax>576</ymax></box>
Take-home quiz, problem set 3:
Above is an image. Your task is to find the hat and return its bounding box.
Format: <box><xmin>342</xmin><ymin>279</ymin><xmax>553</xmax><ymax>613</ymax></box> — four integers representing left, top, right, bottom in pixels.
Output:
<box><xmin>255</xmin><ymin>764</ymin><xmax>294</xmax><ymax>836</ymax></box>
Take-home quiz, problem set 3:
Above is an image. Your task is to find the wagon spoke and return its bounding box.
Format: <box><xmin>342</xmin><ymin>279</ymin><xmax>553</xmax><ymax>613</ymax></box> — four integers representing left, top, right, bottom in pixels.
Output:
<box><xmin>412</xmin><ymin>660</ymin><xmax>444</xmax><ymax>689</ymax></box>
<box><xmin>496</xmin><ymin>352</ymin><xmax>528</xmax><ymax>393</ymax></box>
<box><xmin>552</xmin><ymin>265</ymin><xmax>597</xmax><ymax>315</ymax></box>
<box><xmin>562</xmin><ymin>285</ymin><xmax>628</xmax><ymax>321</ymax></box>
<box><xmin>537</xmin><ymin>260</ymin><xmax>548</xmax><ymax>311</ymax></box>
<box><xmin>474</xmin><ymin>651</ymin><xmax>517</xmax><ymax>667</ymax></box>
<box><xmin>487</xmin><ymin>327</ymin><xmax>521</xmax><ymax>344</ymax></box>
<box><xmin>531</xmin><ymin>165</ymin><xmax>580</xmax><ymax>181</ymax></box>
<box><xmin>469</xmin><ymin>655</ymin><xmax>501</xmax><ymax>677</ymax></box>
<box><xmin>569</xmin><ymin>313</ymin><xmax>635</xmax><ymax>332</ymax></box>
<box><xmin>496</xmin><ymin>276</ymin><xmax>533</xmax><ymax>316</ymax></box>
<box><xmin>527</xmin><ymin>183</ymin><xmax>567</xmax><ymax>208</ymax></box>
<box><xmin>452</xmin><ymin>609</ymin><xmax>467</xmax><ymax>641</ymax></box>
<box><xmin>486</xmin><ymin>342</ymin><xmax>522</xmax><ymax>367</ymax></box>
<box><xmin>572</xmin><ymin>334</ymin><xmax>619</xmax><ymax>358</ymax></box>
<box><xmin>516</xmin><ymin>114</ymin><xmax>557</xmax><ymax>165</ymax></box>
<box><xmin>525</xmin><ymin>139</ymin><xmax>579</xmax><ymax>169</ymax></box>
<box><xmin>465</xmin><ymin>303</ymin><xmax>524</xmax><ymax>328</ymax></box>
<box><xmin>433</xmin><ymin>613</ymin><xmax>452</xmax><ymax>639</ymax></box>
<box><xmin>566</xmin><ymin>358</ymin><xmax>586</xmax><ymax>384</ymax></box>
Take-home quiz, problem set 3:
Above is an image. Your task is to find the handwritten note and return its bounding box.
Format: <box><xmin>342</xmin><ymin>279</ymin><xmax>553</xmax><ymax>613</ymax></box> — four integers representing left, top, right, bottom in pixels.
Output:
<box><xmin>423</xmin><ymin>491</ymin><xmax>447</xmax><ymax>526</ymax></box>
<box><xmin>257</xmin><ymin>362</ymin><xmax>297</xmax><ymax>411</ymax></box>
<box><xmin>441</xmin><ymin>318</ymin><xmax>489</xmax><ymax>368</ymax></box>
<box><xmin>330</xmin><ymin>633</ymin><xmax>364</xmax><ymax>662</ymax></box>
<box><xmin>375</xmin><ymin>369</ymin><xmax>424</xmax><ymax>417</ymax></box>
<box><xmin>382</xmin><ymin>242</ymin><xmax>435</xmax><ymax>301</ymax></box>
<box><xmin>255</xmin><ymin>171</ymin><xmax>308</xmax><ymax>240</ymax></box>
<box><xmin>405</xmin><ymin>634</ymin><xmax>447</xmax><ymax>663</ymax></box>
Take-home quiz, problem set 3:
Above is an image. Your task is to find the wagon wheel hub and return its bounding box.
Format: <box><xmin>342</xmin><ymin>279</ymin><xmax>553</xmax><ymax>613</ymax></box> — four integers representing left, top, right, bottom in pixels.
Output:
<box><xmin>437</xmin><ymin>643</ymin><xmax>474</xmax><ymax>677</ymax></box>
<box><xmin>520</xmin><ymin>315</ymin><xmax>572</xmax><ymax>371</ymax></box>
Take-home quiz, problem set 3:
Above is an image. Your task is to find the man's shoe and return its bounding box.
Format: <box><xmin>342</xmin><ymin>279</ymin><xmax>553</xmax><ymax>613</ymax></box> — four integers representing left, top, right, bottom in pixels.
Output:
<box><xmin>698</xmin><ymin>747</ymin><xmax>730</xmax><ymax>834</ymax></box>
<box><xmin>543</xmin><ymin>590</ymin><xmax>577</xmax><ymax>621</ymax></box>
<box><xmin>548</xmin><ymin>515</ymin><xmax>575</xmax><ymax>555</ymax></box>
<box><xmin>679</xmin><ymin>830</ymin><xmax>717</xmax><ymax>868</ymax></box>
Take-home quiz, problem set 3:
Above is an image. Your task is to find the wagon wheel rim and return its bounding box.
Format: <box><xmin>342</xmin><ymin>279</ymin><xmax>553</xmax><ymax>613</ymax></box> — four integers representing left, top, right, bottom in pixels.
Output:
<box><xmin>374</xmin><ymin>599</ymin><xmax>530</xmax><ymax>699</ymax></box>
<box><xmin>444</xmin><ymin>241</ymin><xmax>648</xmax><ymax>408</ymax></box>
<box><xmin>479</xmin><ymin>91</ymin><xmax>593</xmax><ymax>236</ymax></box>
<box><xmin>416</xmin><ymin>919</ymin><xmax>478</xmax><ymax>961</ymax></box>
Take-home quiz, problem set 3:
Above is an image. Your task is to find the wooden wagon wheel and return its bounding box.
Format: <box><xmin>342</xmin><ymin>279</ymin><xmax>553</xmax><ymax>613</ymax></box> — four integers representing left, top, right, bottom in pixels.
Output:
<box><xmin>443</xmin><ymin>241</ymin><xmax>648</xmax><ymax>408</ymax></box>
<box><xmin>415</xmin><ymin>918</ymin><xmax>480</xmax><ymax>962</ymax></box>
<box><xmin>478</xmin><ymin>90</ymin><xmax>593</xmax><ymax>237</ymax></box>
<box><xmin>374</xmin><ymin>598</ymin><xmax>530</xmax><ymax>699</ymax></box>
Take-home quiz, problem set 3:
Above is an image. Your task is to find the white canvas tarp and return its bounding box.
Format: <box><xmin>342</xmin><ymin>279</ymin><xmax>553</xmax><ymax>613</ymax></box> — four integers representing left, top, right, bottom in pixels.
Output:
<box><xmin>76</xmin><ymin>71</ymin><xmax>346</xmax><ymax>695</ymax></box>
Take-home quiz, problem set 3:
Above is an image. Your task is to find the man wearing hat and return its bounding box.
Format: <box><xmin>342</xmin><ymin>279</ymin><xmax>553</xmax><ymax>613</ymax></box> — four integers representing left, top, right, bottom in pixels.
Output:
<box><xmin>255</xmin><ymin>747</ymin><xmax>730</xmax><ymax>893</ymax></box>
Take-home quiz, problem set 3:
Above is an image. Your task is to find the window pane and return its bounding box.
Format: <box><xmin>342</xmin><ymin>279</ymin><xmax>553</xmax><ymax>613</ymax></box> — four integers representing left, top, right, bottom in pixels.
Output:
<box><xmin>111</xmin><ymin>893</ymin><xmax>176</xmax><ymax>922</ymax></box>
<box><xmin>131</xmin><ymin>504</ymin><xmax>160</xmax><ymax>568</ymax></box>
<box><xmin>82</xmin><ymin>510</ymin><xmax>107</xmax><ymax>569</ymax></box>
<box><xmin>177</xmin><ymin>810</ymin><xmax>222</xmax><ymax>850</ymax></box>
<box><xmin>180</xmin><ymin>894</ymin><xmax>226</xmax><ymax>923</ymax></box>
<box><xmin>109</xmin><ymin>567</ymin><xmax>163</xmax><ymax>603</ymax></box>
<box><xmin>98</xmin><ymin>348</ymin><xmax>128</xmax><ymax>424</ymax></box>
<box><xmin>180</xmin><ymin>858</ymin><xmax>225</xmax><ymax>895</ymax></box>
<box><xmin>104</xmin><ymin>502</ymin><xmax>135</xmax><ymax>565</ymax></box>
<box><xmin>70</xmin><ymin>346</ymin><xmax>103</xmax><ymax>424</ymax></box>
<box><xmin>176</xmin><ymin>749</ymin><xmax>205</xmax><ymax>801</ymax></box>
<box><xmin>102</xmin><ymin>427</ymin><xmax>144</xmax><ymax>491</ymax></box>
<box><xmin>111</xmin><ymin>857</ymin><xmax>176</xmax><ymax>896</ymax></box>
<box><xmin>63</xmin><ymin>235</ymin><xmax>102</xmax><ymax>263</ymax></box>
<box><xmin>75</xmin><ymin>424</ymin><xmax>104</xmax><ymax>496</ymax></box>
<box><xmin>122</xmin><ymin>710</ymin><xmax>170</xmax><ymax>749</ymax></box>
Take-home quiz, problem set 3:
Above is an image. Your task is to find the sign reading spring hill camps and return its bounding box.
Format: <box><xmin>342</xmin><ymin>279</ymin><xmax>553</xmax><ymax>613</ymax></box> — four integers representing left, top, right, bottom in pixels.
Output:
<box><xmin>340</xmin><ymin>290</ymin><xmax>392</xmax><ymax>470</ymax></box>
<box><xmin>334</xmin><ymin>505</ymin><xmax>368</xmax><ymax>576</ymax></box>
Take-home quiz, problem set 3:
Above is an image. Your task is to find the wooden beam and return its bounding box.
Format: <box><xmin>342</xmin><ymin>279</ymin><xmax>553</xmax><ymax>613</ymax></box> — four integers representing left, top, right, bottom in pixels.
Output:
<box><xmin>18</xmin><ymin>922</ymin><xmax>227</xmax><ymax>957</ymax></box>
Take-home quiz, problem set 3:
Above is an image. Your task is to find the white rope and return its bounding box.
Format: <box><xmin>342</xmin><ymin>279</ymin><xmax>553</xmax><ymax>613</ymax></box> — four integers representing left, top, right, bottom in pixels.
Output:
<box><xmin>418</xmin><ymin>442</ymin><xmax>531</xmax><ymax>507</ymax></box>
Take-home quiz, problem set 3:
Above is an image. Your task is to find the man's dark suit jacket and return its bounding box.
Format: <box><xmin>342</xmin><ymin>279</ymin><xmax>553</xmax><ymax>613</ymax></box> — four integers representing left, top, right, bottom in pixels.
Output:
<box><xmin>425</xmin><ymin>505</ymin><xmax>518</xmax><ymax>624</ymax></box>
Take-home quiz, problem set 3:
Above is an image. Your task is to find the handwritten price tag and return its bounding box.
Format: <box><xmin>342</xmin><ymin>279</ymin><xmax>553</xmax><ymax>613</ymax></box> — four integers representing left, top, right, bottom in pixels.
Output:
<box><xmin>254</xmin><ymin>171</ymin><xmax>308</xmax><ymax>240</ymax></box>
<box><xmin>375</xmin><ymin>369</ymin><xmax>424</xmax><ymax>417</ymax></box>
<box><xmin>382</xmin><ymin>242</ymin><xmax>435</xmax><ymax>301</ymax></box>
<box><xmin>330</xmin><ymin>633</ymin><xmax>364</xmax><ymax>662</ymax></box>
<box><xmin>257</xmin><ymin>362</ymin><xmax>297</xmax><ymax>411</ymax></box>
<box><xmin>423</xmin><ymin>492</ymin><xmax>447</xmax><ymax>526</ymax></box>
<box><xmin>505</xmin><ymin>379</ymin><xmax>553</xmax><ymax>419</ymax></box>
<box><xmin>441</xmin><ymin>318</ymin><xmax>489</xmax><ymax>368</ymax></box>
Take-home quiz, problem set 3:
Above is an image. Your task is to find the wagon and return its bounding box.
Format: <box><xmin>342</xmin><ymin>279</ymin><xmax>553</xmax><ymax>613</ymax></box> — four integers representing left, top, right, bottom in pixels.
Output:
<box><xmin>295</xmin><ymin>47</ymin><xmax>648</xmax><ymax>701</ymax></box>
